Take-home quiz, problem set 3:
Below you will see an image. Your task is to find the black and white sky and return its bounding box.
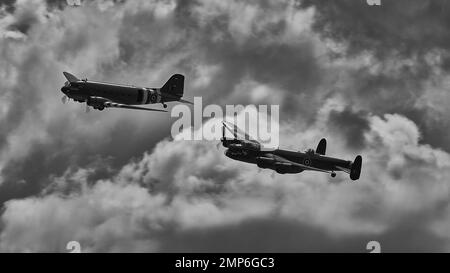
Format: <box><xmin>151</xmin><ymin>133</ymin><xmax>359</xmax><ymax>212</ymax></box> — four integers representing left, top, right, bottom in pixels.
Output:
<box><xmin>0</xmin><ymin>0</ymin><xmax>449</xmax><ymax>252</ymax></box>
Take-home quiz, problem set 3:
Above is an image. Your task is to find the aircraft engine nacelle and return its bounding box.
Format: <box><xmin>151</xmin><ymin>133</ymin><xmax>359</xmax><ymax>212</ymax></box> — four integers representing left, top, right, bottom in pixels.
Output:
<box><xmin>274</xmin><ymin>163</ymin><xmax>303</xmax><ymax>174</ymax></box>
<box><xmin>86</xmin><ymin>96</ymin><xmax>109</xmax><ymax>109</ymax></box>
<box><xmin>228</xmin><ymin>144</ymin><xmax>243</xmax><ymax>150</ymax></box>
<box><xmin>256</xmin><ymin>156</ymin><xmax>275</xmax><ymax>169</ymax></box>
<box><xmin>242</xmin><ymin>141</ymin><xmax>261</xmax><ymax>151</ymax></box>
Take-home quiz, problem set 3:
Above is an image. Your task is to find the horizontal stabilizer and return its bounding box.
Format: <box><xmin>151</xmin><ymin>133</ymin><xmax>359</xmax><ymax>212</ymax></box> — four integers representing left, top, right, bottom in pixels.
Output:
<box><xmin>335</xmin><ymin>166</ymin><xmax>350</xmax><ymax>174</ymax></box>
<box><xmin>104</xmin><ymin>102</ymin><xmax>167</xmax><ymax>112</ymax></box>
<box><xmin>316</xmin><ymin>138</ymin><xmax>327</xmax><ymax>155</ymax></box>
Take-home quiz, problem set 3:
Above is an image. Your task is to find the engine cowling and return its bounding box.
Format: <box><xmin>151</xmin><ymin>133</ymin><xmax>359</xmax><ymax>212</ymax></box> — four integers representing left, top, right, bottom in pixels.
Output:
<box><xmin>86</xmin><ymin>96</ymin><xmax>109</xmax><ymax>109</ymax></box>
<box><xmin>229</xmin><ymin>141</ymin><xmax>260</xmax><ymax>151</ymax></box>
<box><xmin>274</xmin><ymin>163</ymin><xmax>303</xmax><ymax>174</ymax></box>
<box><xmin>256</xmin><ymin>156</ymin><xmax>275</xmax><ymax>169</ymax></box>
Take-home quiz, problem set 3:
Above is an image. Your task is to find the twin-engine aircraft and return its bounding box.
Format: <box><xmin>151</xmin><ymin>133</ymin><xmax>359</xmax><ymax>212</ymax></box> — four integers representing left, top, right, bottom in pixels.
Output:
<box><xmin>220</xmin><ymin>122</ymin><xmax>362</xmax><ymax>180</ymax></box>
<box><xmin>60</xmin><ymin>72</ymin><xmax>191</xmax><ymax>112</ymax></box>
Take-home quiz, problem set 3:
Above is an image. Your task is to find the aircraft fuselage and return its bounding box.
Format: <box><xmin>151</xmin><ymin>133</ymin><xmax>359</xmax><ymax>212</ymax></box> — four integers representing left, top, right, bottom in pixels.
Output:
<box><xmin>61</xmin><ymin>81</ymin><xmax>162</xmax><ymax>105</ymax></box>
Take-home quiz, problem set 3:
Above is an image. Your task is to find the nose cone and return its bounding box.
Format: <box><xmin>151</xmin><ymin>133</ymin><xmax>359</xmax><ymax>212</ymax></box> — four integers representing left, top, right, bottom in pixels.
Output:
<box><xmin>61</xmin><ymin>86</ymin><xmax>68</xmax><ymax>94</ymax></box>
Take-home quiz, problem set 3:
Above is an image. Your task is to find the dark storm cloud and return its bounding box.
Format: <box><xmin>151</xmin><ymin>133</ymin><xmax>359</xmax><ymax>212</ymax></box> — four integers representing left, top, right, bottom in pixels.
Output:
<box><xmin>328</xmin><ymin>107</ymin><xmax>369</xmax><ymax>150</ymax></box>
<box><xmin>0</xmin><ymin>0</ymin><xmax>15</xmax><ymax>13</ymax></box>
<box><xmin>7</xmin><ymin>9</ymin><xmax>37</xmax><ymax>34</ymax></box>
<box><xmin>158</xmin><ymin>217</ymin><xmax>446</xmax><ymax>253</ymax></box>
<box><xmin>44</xmin><ymin>0</ymin><xmax>127</xmax><ymax>10</ymax></box>
<box><xmin>300</xmin><ymin>0</ymin><xmax>450</xmax><ymax>152</ymax></box>
<box><xmin>110</xmin><ymin>0</ymin><xmax>328</xmax><ymax>127</ymax></box>
<box><xmin>301</xmin><ymin>0</ymin><xmax>450</xmax><ymax>59</ymax></box>
<box><xmin>0</xmin><ymin>0</ymin><xmax>173</xmax><ymax>203</ymax></box>
<box><xmin>118</xmin><ymin>0</ymin><xmax>322</xmax><ymax>105</ymax></box>
<box><xmin>198</xmin><ymin>39</ymin><xmax>321</xmax><ymax>105</ymax></box>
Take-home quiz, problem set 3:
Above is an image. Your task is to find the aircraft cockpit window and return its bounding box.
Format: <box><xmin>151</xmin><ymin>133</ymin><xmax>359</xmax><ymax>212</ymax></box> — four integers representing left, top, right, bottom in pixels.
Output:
<box><xmin>64</xmin><ymin>81</ymin><xmax>71</xmax><ymax>87</ymax></box>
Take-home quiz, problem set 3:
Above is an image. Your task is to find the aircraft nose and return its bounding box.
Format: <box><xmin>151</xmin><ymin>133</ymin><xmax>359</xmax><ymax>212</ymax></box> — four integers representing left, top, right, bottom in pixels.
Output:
<box><xmin>61</xmin><ymin>86</ymin><xmax>68</xmax><ymax>94</ymax></box>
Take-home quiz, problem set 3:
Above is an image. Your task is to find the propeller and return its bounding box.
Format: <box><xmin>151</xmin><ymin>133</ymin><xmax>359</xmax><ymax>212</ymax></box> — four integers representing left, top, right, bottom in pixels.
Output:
<box><xmin>61</xmin><ymin>95</ymin><xmax>68</xmax><ymax>104</ymax></box>
<box><xmin>222</xmin><ymin>121</ymin><xmax>238</xmax><ymax>139</ymax></box>
<box><xmin>85</xmin><ymin>104</ymin><xmax>90</xmax><ymax>113</ymax></box>
<box><xmin>222</xmin><ymin>120</ymin><xmax>258</xmax><ymax>143</ymax></box>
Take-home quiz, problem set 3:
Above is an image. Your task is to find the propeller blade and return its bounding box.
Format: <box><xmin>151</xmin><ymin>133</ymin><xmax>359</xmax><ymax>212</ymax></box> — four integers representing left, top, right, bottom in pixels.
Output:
<box><xmin>61</xmin><ymin>95</ymin><xmax>67</xmax><ymax>104</ymax></box>
<box><xmin>85</xmin><ymin>104</ymin><xmax>90</xmax><ymax>113</ymax></box>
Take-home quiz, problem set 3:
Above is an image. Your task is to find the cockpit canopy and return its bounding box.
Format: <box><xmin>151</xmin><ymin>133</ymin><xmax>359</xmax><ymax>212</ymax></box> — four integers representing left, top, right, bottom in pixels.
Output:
<box><xmin>64</xmin><ymin>81</ymin><xmax>71</xmax><ymax>87</ymax></box>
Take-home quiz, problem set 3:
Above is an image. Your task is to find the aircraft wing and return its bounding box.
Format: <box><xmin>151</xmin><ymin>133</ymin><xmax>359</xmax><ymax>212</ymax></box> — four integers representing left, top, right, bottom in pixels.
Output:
<box><xmin>274</xmin><ymin>155</ymin><xmax>333</xmax><ymax>174</ymax></box>
<box><xmin>178</xmin><ymin>98</ymin><xmax>193</xmax><ymax>104</ymax></box>
<box><xmin>104</xmin><ymin>102</ymin><xmax>167</xmax><ymax>112</ymax></box>
<box><xmin>160</xmin><ymin>92</ymin><xmax>193</xmax><ymax>104</ymax></box>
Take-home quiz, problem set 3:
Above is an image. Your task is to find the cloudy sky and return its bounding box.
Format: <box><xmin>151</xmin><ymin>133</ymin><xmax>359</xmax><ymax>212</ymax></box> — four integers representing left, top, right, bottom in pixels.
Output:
<box><xmin>0</xmin><ymin>0</ymin><xmax>449</xmax><ymax>252</ymax></box>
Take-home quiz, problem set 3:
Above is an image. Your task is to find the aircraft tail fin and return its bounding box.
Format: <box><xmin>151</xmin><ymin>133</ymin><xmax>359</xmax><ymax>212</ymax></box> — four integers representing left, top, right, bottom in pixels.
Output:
<box><xmin>161</xmin><ymin>74</ymin><xmax>184</xmax><ymax>98</ymax></box>
<box><xmin>350</xmin><ymin>155</ymin><xmax>362</xmax><ymax>181</ymax></box>
<box><xmin>63</xmin><ymin>72</ymin><xmax>80</xmax><ymax>83</ymax></box>
<box><xmin>316</xmin><ymin>138</ymin><xmax>326</xmax><ymax>155</ymax></box>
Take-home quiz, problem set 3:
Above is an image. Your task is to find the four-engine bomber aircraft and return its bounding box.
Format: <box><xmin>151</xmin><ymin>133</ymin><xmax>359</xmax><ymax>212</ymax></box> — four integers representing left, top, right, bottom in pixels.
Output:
<box><xmin>220</xmin><ymin>122</ymin><xmax>362</xmax><ymax>180</ymax></box>
<box><xmin>60</xmin><ymin>72</ymin><xmax>191</xmax><ymax>112</ymax></box>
